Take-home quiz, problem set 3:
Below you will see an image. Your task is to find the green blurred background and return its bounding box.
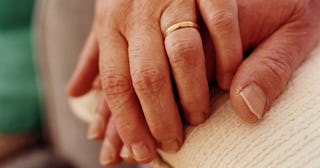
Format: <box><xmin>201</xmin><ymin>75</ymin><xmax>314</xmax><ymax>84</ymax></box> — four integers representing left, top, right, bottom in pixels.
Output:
<box><xmin>0</xmin><ymin>0</ymin><xmax>41</xmax><ymax>133</ymax></box>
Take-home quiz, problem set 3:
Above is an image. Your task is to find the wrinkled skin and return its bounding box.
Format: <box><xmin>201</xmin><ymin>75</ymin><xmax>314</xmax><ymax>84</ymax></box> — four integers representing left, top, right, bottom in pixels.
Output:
<box><xmin>67</xmin><ymin>0</ymin><xmax>320</xmax><ymax>165</ymax></box>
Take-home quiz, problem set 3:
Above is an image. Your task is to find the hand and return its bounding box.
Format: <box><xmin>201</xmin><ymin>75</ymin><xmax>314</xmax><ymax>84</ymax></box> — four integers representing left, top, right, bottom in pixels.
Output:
<box><xmin>67</xmin><ymin>0</ymin><xmax>320</xmax><ymax>165</ymax></box>
<box><xmin>225</xmin><ymin>0</ymin><xmax>320</xmax><ymax>122</ymax></box>
<box><xmin>67</xmin><ymin>0</ymin><xmax>243</xmax><ymax>164</ymax></box>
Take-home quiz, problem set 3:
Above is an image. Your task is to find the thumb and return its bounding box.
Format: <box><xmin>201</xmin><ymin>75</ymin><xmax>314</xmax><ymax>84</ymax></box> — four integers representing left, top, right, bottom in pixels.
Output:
<box><xmin>230</xmin><ymin>22</ymin><xmax>319</xmax><ymax>123</ymax></box>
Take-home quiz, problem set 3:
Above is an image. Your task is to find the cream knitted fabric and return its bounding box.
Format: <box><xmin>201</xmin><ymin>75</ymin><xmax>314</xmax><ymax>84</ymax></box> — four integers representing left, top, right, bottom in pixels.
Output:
<box><xmin>156</xmin><ymin>45</ymin><xmax>320</xmax><ymax>168</ymax></box>
<box><xmin>69</xmin><ymin>44</ymin><xmax>320</xmax><ymax>168</ymax></box>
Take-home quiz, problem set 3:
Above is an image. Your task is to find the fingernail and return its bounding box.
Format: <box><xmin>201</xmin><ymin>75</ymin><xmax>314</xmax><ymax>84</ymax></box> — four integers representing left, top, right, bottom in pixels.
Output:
<box><xmin>131</xmin><ymin>142</ymin><xmax>151</xmax><ymax>161</ymax></box>
<box><xmin>220</xmin><ymin>73</ymin><xmax>233</xmax><ymax>90</ymax></box>
<box><xmin>160</xmin><ymin>139</ymin><xmax>180</xmax><ymax>153</ymax></box>
<box><xmin>87</xmin><ymin>114</ymin><xmax>103</xmax><ymax>140</ymax></box>
<box><xmin>100</xmin><ymin>139</ymin><xmax>115</xmax><ymax>165</ymax></box>
<box><xmin>239</xmin><ymin>84</ymin><xmax>267</xmax><ymax>119</ymax></box>
<box><xmin>189</xmin><ymin>112</ymin><xmax>207</xmax><ymax>125</ymax></box>
<box><xmin>120</xmin><ymin>146</ymin><xmax>130</xmax><ymax>159</ymax></box>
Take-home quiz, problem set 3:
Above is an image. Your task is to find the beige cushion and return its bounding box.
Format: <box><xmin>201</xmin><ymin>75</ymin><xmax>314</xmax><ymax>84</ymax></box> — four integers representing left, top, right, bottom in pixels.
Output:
<box><xmin>70</xmin><ymin>42</ymin><xmax>320</xmax><ymax>168</ymax></box>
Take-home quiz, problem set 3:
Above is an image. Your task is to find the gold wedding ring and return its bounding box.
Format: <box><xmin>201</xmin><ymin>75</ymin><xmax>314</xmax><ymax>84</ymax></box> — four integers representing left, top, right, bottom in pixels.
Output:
<box><xmin>164</xmin><ymin>21</ymin><xmax>199</xmax><ymax>38</ymax></box>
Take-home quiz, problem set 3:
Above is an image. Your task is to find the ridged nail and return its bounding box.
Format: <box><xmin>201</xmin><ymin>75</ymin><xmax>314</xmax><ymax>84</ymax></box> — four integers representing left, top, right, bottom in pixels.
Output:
<box><xmin>131</xmin><ymin>142</ymin><xmax>150</xmax><ymax>161</ymax></box>
<box><xmin>189</xmin><ymin>112</ymin><xmax>208</xmax><ymax>125</ymax></box>
<box><xmin>239</xmin><ymin>84</ymin><xmax>267</xmax><ymax>119</ymax></box>
<box><xmin>160</xmin><ymin>139</ymin><xmax>180</xmax><ymax>153</ymax></box>
<box><xmin>220</xmin><ymin>73</ymin><xmax>233</xmax><ymax>90</ymax></box>
<box><xmin>100</xmin><ymin>139</ymin><xmax>115</xmax><ymax>165</ymax></box>
<box><xmin>120</xmin><ymin>146</ymin><xmax>130</xmax><ymax>159</ymax></box>
<box><xmin>87</xmin><ymin>114</ymin><xmax>103</xmax><ymax>140</ymax></box>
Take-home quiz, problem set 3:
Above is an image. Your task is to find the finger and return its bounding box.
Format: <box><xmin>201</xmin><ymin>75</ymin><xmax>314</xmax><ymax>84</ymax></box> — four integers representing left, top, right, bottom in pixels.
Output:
<box><xmin>161</xmin><ymin>1</ymin><xmax>210</xmax><ymax>125</ymax></box>
<box><xmin>67</xmin><ymin>29</ymin><xmax>99</xmax><ymax>97</ymax></box>
<box><xmin>87</xmin><ymin>96</ymin><xmax>110</xmax><ymax>140</ymax></box>
<box><xmin>98</xmin><ymin>31</ymin><xmax>157</xmax><ymax>163</ymax></box>
<box><xmin>100</xmin><ymin>117</ymin><xmax>123</xmax><ymax>166</ymax></box>
<box><xmin>127</xmin><ymin>20</ymin><xmax>183</xmax><ymax>152</ymax></box>
<box><xmin>198</xmin><ymin>0</ymin><xmax>242</xmax><ymax>90</ymax></box>
<box><xmin>230</xmin><ymin>22</ymin><xmax>319</xmax><ymax>122</ymax></box>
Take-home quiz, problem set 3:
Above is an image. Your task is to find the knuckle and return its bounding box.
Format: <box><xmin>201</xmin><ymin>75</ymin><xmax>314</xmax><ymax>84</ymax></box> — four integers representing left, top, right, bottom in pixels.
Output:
<box><xmin>208</xmin><ymin>11</ymin><xmax>235</xmax><ymax>33</ymax></box>
<box><xmin>128</xmin><ymin>39</ymin><xmax>146</xmax><ymax>57</ymax></box>
<box><xmin>124</xmin><ymin>16</ymin><xmax>158</xmax><ymax>36</ymax></box>
<box><xmin>168</xmin><ymin>39</ymin><xmax>198</xmax><ymax>67</ymax></box>
<box><xmin>132</xmin><ymin>67</ymin><xmax>166</xmax><ymax>95</ymax></box>
<box><xmin>260</xmin><ymin>49</ymin><xmax>293</xmax><ymax>86</ymax></box>
<box><xmin>100</xmin><ymin>69</ymin><xmax>132</xmax><ymax>98</ymax></box>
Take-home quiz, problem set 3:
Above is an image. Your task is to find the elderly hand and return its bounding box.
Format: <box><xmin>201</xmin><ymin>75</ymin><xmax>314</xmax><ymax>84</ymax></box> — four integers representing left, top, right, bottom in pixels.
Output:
<box><xmin>67</xmin><ymin>0</ymin><xmax>320</xmax><ymax>165</ymax></box>
<box><xmin>228</xmin><ymin>0</ymin><xmax>320</xmax><ymax>122</ymax></box>
<box><xmin>67</xmin><ymin>0</ymin><xmax>243</xmax><ymax>164</ymax></box>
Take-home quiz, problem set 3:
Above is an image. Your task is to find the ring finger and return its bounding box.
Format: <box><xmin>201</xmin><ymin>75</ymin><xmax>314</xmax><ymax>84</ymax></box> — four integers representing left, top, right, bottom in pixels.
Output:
<box><xmin>161</xmin><ymin>0</ymin><xmax>210</xmax><ymax>125</ymax></box>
